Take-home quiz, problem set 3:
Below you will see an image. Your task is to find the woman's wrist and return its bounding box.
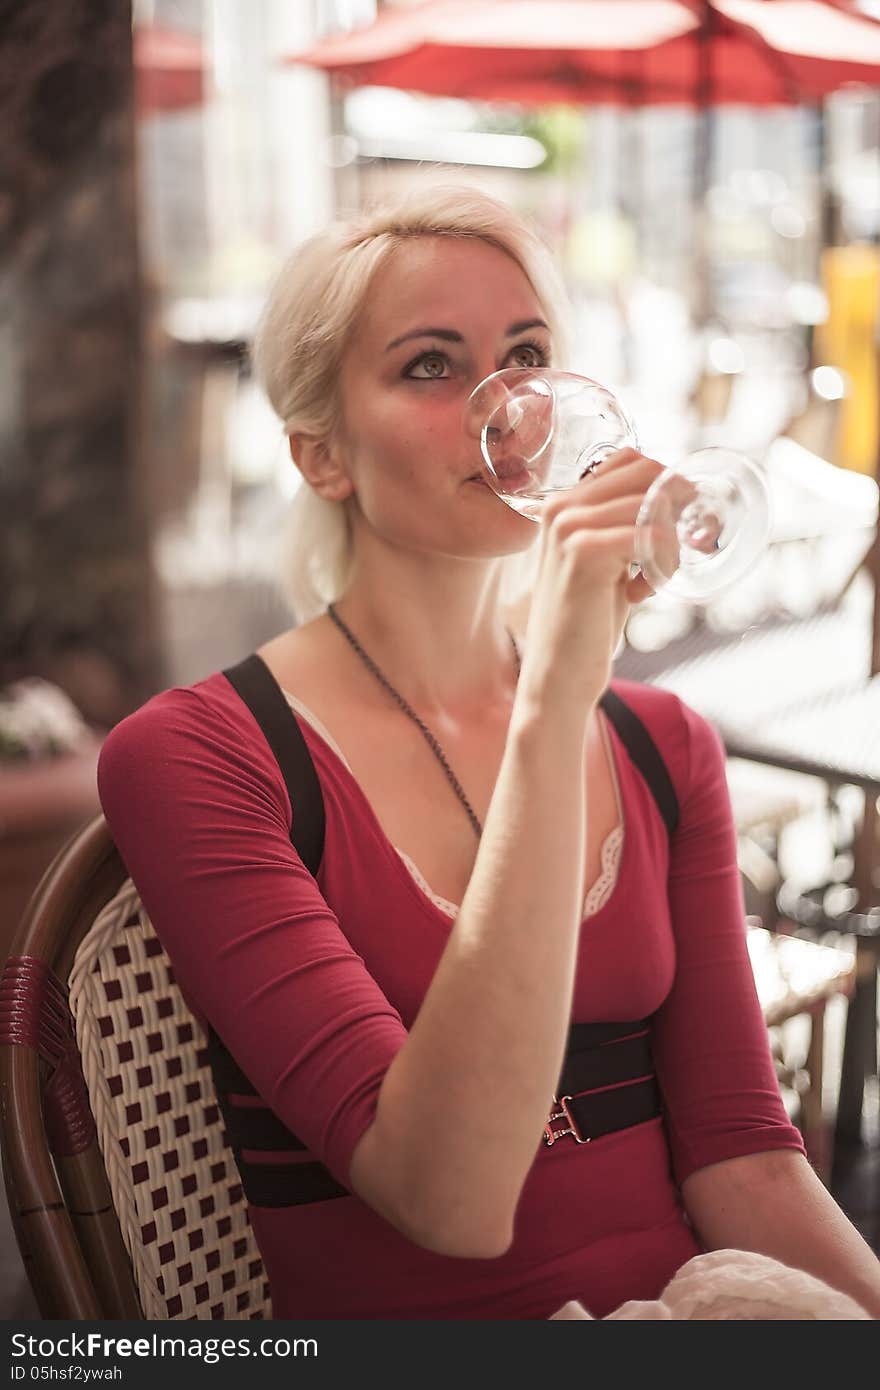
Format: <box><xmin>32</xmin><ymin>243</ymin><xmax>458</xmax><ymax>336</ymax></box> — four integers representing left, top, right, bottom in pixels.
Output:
<box><xmin>511</xmin><ymin>676</ymin><xmax>598</xmax><ymax>741</ymax></box>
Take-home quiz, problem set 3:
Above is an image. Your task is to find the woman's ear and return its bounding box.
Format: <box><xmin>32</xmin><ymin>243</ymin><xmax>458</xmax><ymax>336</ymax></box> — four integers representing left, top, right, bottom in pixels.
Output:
<box><xmin>288</xmin><ymin>434</ymin><xmax>354</xmax><ymax>502</ymax></box>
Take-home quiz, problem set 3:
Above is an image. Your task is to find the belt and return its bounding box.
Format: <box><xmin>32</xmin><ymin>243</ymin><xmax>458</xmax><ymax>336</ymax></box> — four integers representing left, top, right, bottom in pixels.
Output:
<box><xmin>543</xmin><ymin>1021</ymin><xmax>661</xmax><ymax>1147</ymax></box>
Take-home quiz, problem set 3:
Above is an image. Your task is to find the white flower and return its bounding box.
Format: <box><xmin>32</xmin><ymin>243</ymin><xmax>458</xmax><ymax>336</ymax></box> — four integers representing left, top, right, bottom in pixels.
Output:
<box><xmin>0</xmin><ymin>679</ymin><xmax>89</xmax><ymax>761</ymax></box>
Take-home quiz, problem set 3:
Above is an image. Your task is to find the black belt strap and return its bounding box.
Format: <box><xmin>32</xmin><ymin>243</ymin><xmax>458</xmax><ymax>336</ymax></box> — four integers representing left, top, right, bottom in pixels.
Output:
<box><xmin>563</xmin><ymin>1077</ymin><xmax>662</xmax><ymax>1145</ymax></box>
<box><xmin>557</xmin><ymin>1029</ymin><xmax>653</xmax><ymax>1099</ymax></box>
<box><xmin>221</xmin><ymin>1102</ymin><xmax>308</xmax><ymax>1153</ymax></box>
<box><xmin>233</xmin><ymin>1159</ymin><xmax>348</xmax><ymax>1209</ymax></box>
<box><xmin>205</xmin><ymin>1028</ymin><xmax>348</xmax><ymax>1208</ymax></box>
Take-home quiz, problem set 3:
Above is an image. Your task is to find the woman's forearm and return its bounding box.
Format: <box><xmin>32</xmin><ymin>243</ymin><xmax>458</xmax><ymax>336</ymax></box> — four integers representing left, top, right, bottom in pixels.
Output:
<box><xmin>682</xmin><ymin>1150</ymin><xmax>880</xmax><ymax>1318</ymax></box>
<box><xmin>349</xmin><ymin>693</ymin><xmax>593</xmax><ymax>1256</ymax></box>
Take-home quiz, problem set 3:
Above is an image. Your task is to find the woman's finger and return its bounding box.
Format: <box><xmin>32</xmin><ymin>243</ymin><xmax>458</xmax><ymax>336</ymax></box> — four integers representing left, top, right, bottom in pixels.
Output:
<box><xmin>576</xmin><ymin>451</ymin><xmax>664</xmax><ymax>505</ymax></box>
<box><xmin>542</xmin><ymin>493</ymin><xmax>654</xmax><ymax>537</ymax></box>
<box><xmin>624</xmin><ymin>569</ymin><xmax>656</xmax><ymax>604</ymax></box>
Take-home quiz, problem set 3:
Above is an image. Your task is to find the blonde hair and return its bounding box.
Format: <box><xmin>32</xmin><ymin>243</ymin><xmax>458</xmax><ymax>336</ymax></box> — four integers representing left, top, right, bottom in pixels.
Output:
<box><xmin>251</xmin><ymin>182</ymin><xmax>572</xmax><ymax>623</ymax></box>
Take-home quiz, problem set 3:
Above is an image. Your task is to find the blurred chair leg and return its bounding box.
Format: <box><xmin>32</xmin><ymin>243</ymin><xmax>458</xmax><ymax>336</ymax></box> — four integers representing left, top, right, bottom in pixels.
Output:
<box><xmin>833</xmin><ymin>796</ymin><xmax>880</xmax><ymax>1164</ymax></box>
<box><xmin>802</xmin><ymin>1006</ymin><xmax>830</xmax><ymax>1184</ymax></box>
<box><xmin>834</xmin><ymin>946</ymin><xmax>879</xmax><ymax>1159</ymax></box>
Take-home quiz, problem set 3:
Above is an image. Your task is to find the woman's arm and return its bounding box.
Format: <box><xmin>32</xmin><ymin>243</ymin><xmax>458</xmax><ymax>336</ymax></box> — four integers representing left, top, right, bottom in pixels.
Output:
<box><xmin>349</xmin><ymin>694</ymin><xmax>593</xmax><ymax>1257</ymax></box>
<box><xmin>682</xmin><ymin>1149</ymin><xmax>880</xmax><ymax>1319</ymax></box>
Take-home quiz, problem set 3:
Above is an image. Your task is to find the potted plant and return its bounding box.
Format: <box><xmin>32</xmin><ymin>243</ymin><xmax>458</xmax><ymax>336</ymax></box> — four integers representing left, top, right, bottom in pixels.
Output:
<box><xmin>0</xmin><ymin>678</ymin><xmax>100</xmax><ymax>961</ymax></box>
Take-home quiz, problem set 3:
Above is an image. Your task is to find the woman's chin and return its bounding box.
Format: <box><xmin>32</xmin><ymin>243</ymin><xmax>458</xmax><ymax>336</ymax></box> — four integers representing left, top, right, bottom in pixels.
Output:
<box><xmin>464</xmin><ymin>480</ymin><xmax>537</xmax><ymax>525</ymax></box>
<box><xmin>462</xmin><ymin>518</ymin><xmax>539</xmax><ymax>560</ymax></box>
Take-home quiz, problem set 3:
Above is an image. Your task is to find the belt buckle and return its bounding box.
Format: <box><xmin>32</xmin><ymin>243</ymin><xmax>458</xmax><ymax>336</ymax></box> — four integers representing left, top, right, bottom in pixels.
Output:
<box><xmin>543</xmin><ymin>1094</ymin><xmax>590</xmax><ymax>1147</ymax></box>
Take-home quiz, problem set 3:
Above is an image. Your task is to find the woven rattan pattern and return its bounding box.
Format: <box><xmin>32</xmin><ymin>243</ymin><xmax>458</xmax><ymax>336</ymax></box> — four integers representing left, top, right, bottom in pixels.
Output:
<box><xmin>68</xmin><ymin>880</ymin><xmax>272</xmax><ymax>1320</ymax></box>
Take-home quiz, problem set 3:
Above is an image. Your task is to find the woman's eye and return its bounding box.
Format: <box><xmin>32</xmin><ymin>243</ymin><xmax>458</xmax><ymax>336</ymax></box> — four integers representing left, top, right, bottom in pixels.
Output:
<box><xmin>407</xmin><ymin>352</ymin><xmax>449</xmax><ymax>379</ymax></box>
<box><xmin>508</xmin><ymin>342</ymin><xmax>546</xmax><ymax>369</ymax></box>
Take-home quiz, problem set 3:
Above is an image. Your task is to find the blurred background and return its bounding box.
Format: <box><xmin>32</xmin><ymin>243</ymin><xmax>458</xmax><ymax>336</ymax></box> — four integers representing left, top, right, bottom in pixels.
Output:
<box><xmin>2</xmin><ymin>0</ymin><xmax>880</xmax><ymax>1313</ymax></box>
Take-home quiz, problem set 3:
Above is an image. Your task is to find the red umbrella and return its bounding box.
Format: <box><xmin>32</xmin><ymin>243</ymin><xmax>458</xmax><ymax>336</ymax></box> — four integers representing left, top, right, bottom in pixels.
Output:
<box><xmin>134</xmin><ymin>24</ymin><xmax>206</xmax><ymax>116</ymax></box>
<box><xmin>291</xmin><ymin>1</ymin><xmax>880</xmax><ymax>325</ymax></box>
<box><xmin>290</xmin><ymin>0</ymin><xmax>880</xmax><ymax>106</ymax></box>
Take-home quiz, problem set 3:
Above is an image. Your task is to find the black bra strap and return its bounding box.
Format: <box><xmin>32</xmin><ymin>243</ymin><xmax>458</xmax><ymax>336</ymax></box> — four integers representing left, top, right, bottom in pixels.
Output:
<box><xmin>599</xmin><ymin>688</ymin><xmax>680</xmax><ymax>837</ymax></box>
<box><xmin>222</xmin><ymin>653</ymin><xmax>326</xmax><ymax>876</ymax></box>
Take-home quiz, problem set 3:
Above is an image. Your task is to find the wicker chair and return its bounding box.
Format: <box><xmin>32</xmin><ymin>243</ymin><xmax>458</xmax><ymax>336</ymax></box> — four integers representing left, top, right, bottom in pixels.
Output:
<box><xmin>0</xmin><ymin>813</ymin><xmax>271</xmax><ymax>1320</ymax></box>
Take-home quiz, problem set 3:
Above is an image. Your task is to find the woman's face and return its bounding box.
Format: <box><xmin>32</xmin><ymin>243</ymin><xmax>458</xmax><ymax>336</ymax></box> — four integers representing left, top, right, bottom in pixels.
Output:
<box><xmin>333</xmin><ymin>235</ymin><xmax>554</xmax><ymax>561</ymax></box>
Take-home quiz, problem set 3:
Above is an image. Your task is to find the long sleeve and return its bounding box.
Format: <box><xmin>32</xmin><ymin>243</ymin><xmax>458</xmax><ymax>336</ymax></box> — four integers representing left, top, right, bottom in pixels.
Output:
<box><xmin>96</xmin><ymin>678</ymin><xmax>408</xmax><ymax>1187</ymax></box>
<box><xmin>649</xmin><ymin>697</ymin><xmax>806</xmax><ymax>1185</ymax></box>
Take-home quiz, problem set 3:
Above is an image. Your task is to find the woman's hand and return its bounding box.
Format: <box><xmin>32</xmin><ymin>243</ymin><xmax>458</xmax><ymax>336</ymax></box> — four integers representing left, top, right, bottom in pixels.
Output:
<box><xmin>518</xmin><ymin>447</ymin><xmax>665</xmax><ymax>711</ymax></box>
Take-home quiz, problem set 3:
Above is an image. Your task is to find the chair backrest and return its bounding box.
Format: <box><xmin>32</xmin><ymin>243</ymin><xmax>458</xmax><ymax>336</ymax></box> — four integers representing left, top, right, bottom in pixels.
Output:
<box><xmin>0</xmin><ymin>813</ymin><xmax>271</xmax><ymax>1320</ymax></box>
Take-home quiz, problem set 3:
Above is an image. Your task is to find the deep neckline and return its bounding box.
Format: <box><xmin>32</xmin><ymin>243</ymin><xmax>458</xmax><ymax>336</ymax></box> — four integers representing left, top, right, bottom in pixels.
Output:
<box><xmin>276</xmin><ymin>686</ymin><xmax>627</xmax><ymax>924</ymax></box>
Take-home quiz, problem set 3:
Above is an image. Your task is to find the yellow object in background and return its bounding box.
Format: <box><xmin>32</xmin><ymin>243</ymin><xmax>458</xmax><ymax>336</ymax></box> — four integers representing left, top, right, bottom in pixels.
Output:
<box><xmin>815</xmin><ymin>244</ymin><xmax>880</xmax><ymax>476</ymax></box>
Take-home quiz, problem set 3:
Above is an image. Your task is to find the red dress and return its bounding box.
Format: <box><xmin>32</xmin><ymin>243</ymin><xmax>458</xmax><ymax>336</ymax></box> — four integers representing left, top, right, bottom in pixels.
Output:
<box><xmin>97</xmin><ymin>671</ymin><xmax>805</xmax><ymax>1319</ymax></box>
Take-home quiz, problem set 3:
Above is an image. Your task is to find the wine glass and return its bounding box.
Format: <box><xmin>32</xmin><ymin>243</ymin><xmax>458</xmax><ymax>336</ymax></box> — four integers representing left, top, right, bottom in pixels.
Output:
<box><xmin>463</xmin><ymin>368</ymin><xmax>771</xmax><ymax>602</ymax></box>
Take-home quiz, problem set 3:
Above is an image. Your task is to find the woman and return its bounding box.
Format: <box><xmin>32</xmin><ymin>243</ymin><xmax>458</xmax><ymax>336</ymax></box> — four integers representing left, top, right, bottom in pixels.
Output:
<box><xmin>98</xmin><ymin>184</ymin><xmax>880</xmax><ymax>1319</ymax></box>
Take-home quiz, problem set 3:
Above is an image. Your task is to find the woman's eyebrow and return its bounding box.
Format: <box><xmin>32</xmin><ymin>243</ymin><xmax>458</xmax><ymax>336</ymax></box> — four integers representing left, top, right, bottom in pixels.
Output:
<box><xmin>385</xmin><ymin>327</ymin><xmax>462</xmax><ymax>351</ymax></box>
<box><xmin>385</xmin><ymin>318</ymin><xmax>549</xmax><ymax>352</ymax></box>
<box><xmin>505</xmin><ymin>318</ymin><xmax>549</xmax><ymax>336</ymax></box>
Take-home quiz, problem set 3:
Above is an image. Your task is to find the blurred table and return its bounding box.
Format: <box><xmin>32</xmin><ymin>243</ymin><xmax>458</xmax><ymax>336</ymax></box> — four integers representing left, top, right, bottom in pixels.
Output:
<box><xmin>615</xmin><ymin>604</ymin><xmax>879</xmax><ymax>1158</ymax></box>
<box><xmin>618</xmin><ymin>603</ymin><xmax>871</xmax><ymax>715</ymax></box>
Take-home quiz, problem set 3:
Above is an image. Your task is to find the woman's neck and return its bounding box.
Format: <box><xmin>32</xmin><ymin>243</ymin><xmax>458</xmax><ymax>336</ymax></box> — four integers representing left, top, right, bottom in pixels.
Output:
<box><xmin>328</xmin><ymin>565</ymin><xmax>521</xmax><ymax>721</ymax></box>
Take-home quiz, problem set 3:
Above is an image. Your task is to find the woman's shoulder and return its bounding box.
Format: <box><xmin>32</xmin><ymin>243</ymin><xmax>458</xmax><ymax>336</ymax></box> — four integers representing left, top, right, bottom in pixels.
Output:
<box><xmin>607</xmin><ymin>675</ymin><xmax>689</xmax><ymax>731</ymax></box>
<box><xmin>97</xmin><ymin>668</ymin><xmax>284</xmax><ymax>807</ymax></box>
<box><xmin>101</xmin><ymin>670</ymin><xmax>251</xmax><ymax>752</ymax></box>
